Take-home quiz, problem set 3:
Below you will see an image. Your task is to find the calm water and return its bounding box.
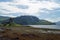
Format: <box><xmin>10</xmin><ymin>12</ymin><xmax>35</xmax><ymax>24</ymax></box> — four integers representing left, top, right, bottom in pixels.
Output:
<box><xmin>30</xmin><ymin>25</ymin><xmax>60</xmax><ymax>29</ymax></box>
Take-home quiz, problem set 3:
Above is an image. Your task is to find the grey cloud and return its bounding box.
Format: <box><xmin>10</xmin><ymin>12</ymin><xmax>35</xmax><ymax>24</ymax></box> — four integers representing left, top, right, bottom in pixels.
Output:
<box><xmin>0</xmin><ymin>0</ymin><xmax>13</xmax><ymax>2</ymax></box>
<box><xmin>16</xmin><ymin>5</ymin><xmax>29</xmax><ymax>9</ymax></box>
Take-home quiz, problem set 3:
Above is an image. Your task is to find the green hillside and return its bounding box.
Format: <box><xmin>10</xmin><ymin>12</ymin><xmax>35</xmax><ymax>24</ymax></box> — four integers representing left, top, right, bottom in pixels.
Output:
<box><xmin>13</xmin><ymin>16</ymin><xmax>56</xmax><ymax>25</ymax></box>
<box><xmin>0</xmin><ymin>16</ymin><xmax>9</xmax><ymax>22</ymax></box>
<box><xmin>0</xmin><ymin>16</ymin><xmax>56</xmax><ymax>26</ymax></box>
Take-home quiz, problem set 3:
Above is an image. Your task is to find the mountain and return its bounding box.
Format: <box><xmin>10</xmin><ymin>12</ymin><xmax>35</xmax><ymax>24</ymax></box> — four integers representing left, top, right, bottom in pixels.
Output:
<box><xmin>0</xmin><ymin>16</ymin><xmax>55</xmax><ymax>25</ymax></box>
<box><xmin>13</xmin><ymin>16</ymin><xmax>40</xmax><ymax>25</ymax></box>
<box><xmin>13</xmin><ymin>16</ymin><xmax>55</xmax><ymax>25</ymax></box>
<box><xmin>0</xmin><ymin>16</ymin><xmax>10</xmax><ymax>23</ymax></box>
<box><xmin>56</xmin><ymin>21</ymin><xmax>60</xmax><ymax>25</ymax></box>
<box><xmin>38</xmin><ymin>20</ymin><xmax>56</xmax><ymax>25</ymax></box>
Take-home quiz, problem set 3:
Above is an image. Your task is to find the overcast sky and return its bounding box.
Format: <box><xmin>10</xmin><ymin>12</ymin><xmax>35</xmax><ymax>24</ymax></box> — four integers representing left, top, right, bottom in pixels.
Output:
<box><xmin>0</xmin><ymin>0</ymin><xmax>60</xmax><ymax>22</ymax></box>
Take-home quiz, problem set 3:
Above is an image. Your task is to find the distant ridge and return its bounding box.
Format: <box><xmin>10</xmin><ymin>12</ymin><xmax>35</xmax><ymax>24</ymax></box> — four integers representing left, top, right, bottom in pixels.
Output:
<box><xmin>13</xmin><ymin>16</ymin><xmax>56</xmax><ymax>25</ymax></box>
<box><xmin>0</xmin><ymin>16</ymin><xmax>9</xmax><ymax>23</ymax></box>
<box><xmin>0</xmin><ymin>16</ymin><xmax>56</xmax><ymax>25</ymax></box>
<box><xmin>56</xmin><ymin>21</ymin><xmax>60</xmax><ymax>25</ymax></box>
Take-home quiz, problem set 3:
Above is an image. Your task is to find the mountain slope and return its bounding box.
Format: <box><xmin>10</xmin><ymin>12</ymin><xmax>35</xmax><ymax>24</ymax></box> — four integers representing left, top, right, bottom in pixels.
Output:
<box><xmin>0</xmin><ymin>16</ymin><xmax>9</xmax><ymax>23</ymax></box>
<box><xmin>14</xmin><ymin>16</ymin><xmax>40</xmax><ymax>25</ymax></box>
<box><xmin>38</xmin><ymin>20</ymin><xmax>55</xmax><ymax>25</ymax></box>
<box><xmin>56</xmin><ymin>21</ymin><xmax>60</xmax><ymax>25</ymax></box>
<box><xmin>0</xmin><ymin>16</ymin><xmax>56</xmax><ymax>25</ymax></box>
<box><xmin>14</xmin><ymin>16</ymin><xmax>55</xmax><ymax>25</ymax></box>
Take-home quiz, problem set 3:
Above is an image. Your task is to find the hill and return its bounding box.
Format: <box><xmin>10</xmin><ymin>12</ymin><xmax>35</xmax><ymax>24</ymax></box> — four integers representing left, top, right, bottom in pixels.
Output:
<box><xmin>0</xmin><ymin>16</ymin><xmax>56</xmax><ymax>25</ymax></box>
<box><xmin>13</xmin><ymin>16</ymin><xmax>55</xmax><ymax>25</ymax></box>
<box><xmin>0</xmin><ymin>16</ymin><xmax>9</xmax><ymax>23</ymax></box>
<box><xmin>56</xmin><ymin>21</ymin><xmax>60</xmax><ymax>25</ymax></box>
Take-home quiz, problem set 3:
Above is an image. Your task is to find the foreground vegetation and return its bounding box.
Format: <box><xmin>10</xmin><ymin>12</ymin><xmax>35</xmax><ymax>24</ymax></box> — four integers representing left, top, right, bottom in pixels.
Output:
<box><xmin>0</xmin><ymin>17</ymin><xmax>59</xmax><ymax>40</ymax></box>
<box><xmin>0</xmin><ymin>26</ymin><xmax>60</xmax><ymax>40</ymax></box>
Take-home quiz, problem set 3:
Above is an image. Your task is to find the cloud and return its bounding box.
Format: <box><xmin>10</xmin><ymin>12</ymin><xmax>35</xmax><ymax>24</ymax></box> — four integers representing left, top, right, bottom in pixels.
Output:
<box><xmin>11</xmin><ymin>0</ymin><xmax>60</xmax><ymax>16</ymax></box>
<box><xmin>0</xmin><ymin>0</ymin><xmax>60</xmax><ymax>22</ymax></box>
<box><xmin>1</xmin><ymin>15</ymin><xmax>16</xmax><ymax>17</ymax></box>
<box><xmin>0</xmin><ymin>2</ymin><xmax>21</xmax><ymax>13</ymax></box>
<box><xmin>16</xmin><ymin>5</ymin><xmax>29</xmax><ymax>9</ymax></box>
<box><xmin>0</xmin><ymin>0</ymin><xmax>13</xmax><ymax>2</ymax></box>
<box><xmin>34</xmin><ymin>0</ymin><xmax>60</xmax><ymax>3</ymax></box>
<box><xmin>0</xmin><ymin>0</ymin><xmax>60</xmax><ymax>14</ymax></box>
<box><xmin>44</xmin><ymin>17</ymin><xmax>60</xmax><ymax>22</ymax></box>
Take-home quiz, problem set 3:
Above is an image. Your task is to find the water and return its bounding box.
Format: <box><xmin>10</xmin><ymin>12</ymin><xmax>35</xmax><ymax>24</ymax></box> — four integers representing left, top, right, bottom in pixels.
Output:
<box><xmin>30</xmin><ymin>25</ymin><xmax>60</xmax><ymax>29</ymax></box>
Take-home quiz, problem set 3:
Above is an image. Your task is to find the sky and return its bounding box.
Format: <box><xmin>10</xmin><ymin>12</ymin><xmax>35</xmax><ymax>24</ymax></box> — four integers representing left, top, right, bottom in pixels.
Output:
<box><xmin>0</xmin><ymin>0</ymin><xmax>60</xmax><ymax>22</ymax></box>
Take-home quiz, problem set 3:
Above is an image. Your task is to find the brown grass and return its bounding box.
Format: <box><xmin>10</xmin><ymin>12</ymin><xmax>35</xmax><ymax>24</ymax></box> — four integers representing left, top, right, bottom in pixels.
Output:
<box><xmin>0</xmin><ymin>27</ymin><xmax>60</xmax><ymax>40</ymax></box>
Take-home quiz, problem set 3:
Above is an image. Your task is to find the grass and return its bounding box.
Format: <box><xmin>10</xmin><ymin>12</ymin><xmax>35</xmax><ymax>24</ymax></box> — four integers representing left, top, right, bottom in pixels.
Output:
<box><xmin>0</xmin><ymin>26</ymin><xmax>60</xmax><ymax>40</ymax></box>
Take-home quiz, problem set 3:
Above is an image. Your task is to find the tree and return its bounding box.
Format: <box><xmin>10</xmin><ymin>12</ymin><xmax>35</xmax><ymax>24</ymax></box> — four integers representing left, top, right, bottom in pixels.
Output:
<box><xmin>2</xmin><ymin>18</ymin><xmax>14</xmax><ymax>26</ymax></box>
<box><xmin>8</xmin><ymin>18</ymin><xmax>14</xmax><ymax>26</ymax></box>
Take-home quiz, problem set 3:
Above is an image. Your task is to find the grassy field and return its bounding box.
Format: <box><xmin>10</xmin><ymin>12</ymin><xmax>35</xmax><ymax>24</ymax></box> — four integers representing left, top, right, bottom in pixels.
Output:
<box><xmin>0</xmin><ymin>26</ymin><xmax>60</xmax><ymax>40</ymax></box>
